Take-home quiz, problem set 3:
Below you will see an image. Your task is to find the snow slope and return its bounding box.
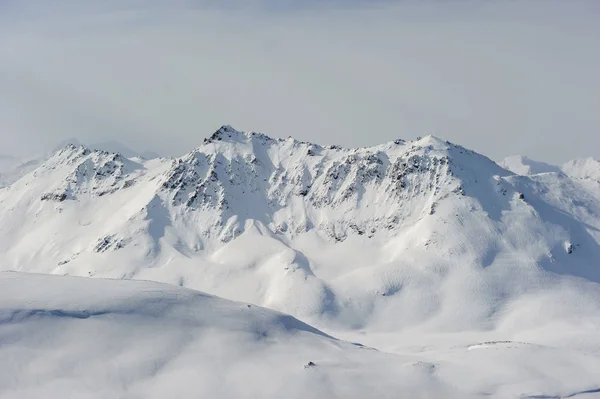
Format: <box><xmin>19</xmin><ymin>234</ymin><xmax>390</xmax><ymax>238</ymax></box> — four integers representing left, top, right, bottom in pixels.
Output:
<box><xmin>2</xmin><ymin>272</ymin><xmax>600</xmax><ymax>399</ymax></box>
<box><xmin>0</xmin><ymin>272</ymin><xmax>400</xmax><ymax>399</ymax></box>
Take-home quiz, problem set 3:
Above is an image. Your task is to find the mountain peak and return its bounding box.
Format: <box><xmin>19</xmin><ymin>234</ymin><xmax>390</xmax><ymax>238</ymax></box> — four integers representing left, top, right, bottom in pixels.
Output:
<box><xmin>414</xmin><ymin>134</ymin><xmax>448</xmax><ymax>149</ymax></box>
<box><xmin>54</xmin><ymin>143</ymin><xmax>92</xmax><ymax>160</ymax></box>
<box><xmin>203</xmin><ymin>125</ymin><xmax>284</xmax><ymax>147</ymax></box>
<box><xmin>52</xmin><ymin>138</ymin><xmax>84</xmax><ymax>153</ymax></box>
<box><xmin>206</xmin><ymin>125</ymin><xmax>245</xmax><ymax>142</ymax></box>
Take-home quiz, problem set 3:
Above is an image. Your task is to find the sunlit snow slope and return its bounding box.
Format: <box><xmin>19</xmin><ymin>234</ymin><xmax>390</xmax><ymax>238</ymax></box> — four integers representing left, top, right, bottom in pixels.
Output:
<box><xmin>0</xmin><ymin>272</ymin><xmax>404</xmax><ymax>399</ymax></box>
<box><xmin>2</xmin><ymin>272</ymin><xmax>600</xmax><ymax>399</ymax></box>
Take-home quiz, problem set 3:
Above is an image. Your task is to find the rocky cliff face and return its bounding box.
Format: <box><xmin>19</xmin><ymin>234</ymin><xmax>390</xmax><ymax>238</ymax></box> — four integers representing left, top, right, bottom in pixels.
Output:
<box><xmin>140</xmin><ymin>125</ymin><xmax>506</xmax><ymax>243</ymax></box>
<box><xmin>19</xmin><ymin>126</ymin><xmax>503</xmax><ymax>244</ymax></box>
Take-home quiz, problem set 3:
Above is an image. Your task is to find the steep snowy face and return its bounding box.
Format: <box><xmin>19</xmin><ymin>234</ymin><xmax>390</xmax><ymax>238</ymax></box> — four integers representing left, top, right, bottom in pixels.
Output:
<box><xmin>156</xmin><ymin>126</ymin><xmax>508</xmax><ymax>243</ymax></box>
<box><xmin>1</xmin><ymin>126</ymin><xmax>600</xmax><ymax>334</ymax></box>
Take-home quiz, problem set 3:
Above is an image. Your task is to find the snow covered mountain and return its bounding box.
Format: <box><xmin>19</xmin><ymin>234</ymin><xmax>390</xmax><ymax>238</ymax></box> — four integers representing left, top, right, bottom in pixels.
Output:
<box><xmin>1</xmin><ymin>125</ymin><xmax>600</xmax><ymax>330</ymax></box>
<box><xmin>0</xmin><ymin>140</ymin><xmax>158</xmax><ymax>190</ymax></box>
<box><xmin>53</xmin><ymin>137</ymin><xmax>159</xmax><ymax>159</ymax></box>
<box><xmin>2</xmin><ymin>126</ymin><xmax>600</xmax><ymax>397</ymax></box>
<box><xmin>562</xmin><ymin>157</ymin><xmax>600</xmax><ymax>181</ymax></box>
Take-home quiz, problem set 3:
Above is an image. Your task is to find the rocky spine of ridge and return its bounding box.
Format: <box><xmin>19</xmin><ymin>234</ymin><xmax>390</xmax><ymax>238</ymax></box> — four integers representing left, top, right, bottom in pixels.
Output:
<box><xmin>151</xmin><ymin>126</ymin><xmax>508</xmax><ymax>243</ymax></box>
<box><xmin>10</xmin><ymin>126</ymin><xmax>510</xmax><ymax>246</ymax></box>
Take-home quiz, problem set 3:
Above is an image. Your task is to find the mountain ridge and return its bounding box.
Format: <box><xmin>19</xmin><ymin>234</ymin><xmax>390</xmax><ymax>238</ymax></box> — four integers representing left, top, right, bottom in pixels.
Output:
<box><xmin>12</xmin><ymin>126</ymin><xmax>509</xmax><ymax>245</ymax></box>
<box><xmin>1</xmin><ymin>126</ymin><xmax>600</xmax><ymax>335</ymax></box>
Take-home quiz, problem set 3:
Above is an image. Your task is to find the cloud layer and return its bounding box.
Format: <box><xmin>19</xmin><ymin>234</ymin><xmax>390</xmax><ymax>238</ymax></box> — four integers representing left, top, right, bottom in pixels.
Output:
<box><xmin>1</xmin><ymin>0</ymin><xmax>599</xmax><ymax>163</ymax></box>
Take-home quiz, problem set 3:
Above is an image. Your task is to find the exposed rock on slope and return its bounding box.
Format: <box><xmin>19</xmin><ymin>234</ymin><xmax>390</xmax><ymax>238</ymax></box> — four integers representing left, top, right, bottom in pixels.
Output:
<box><xmin>1</xmin><ymin>126</ymin><xmax>600</xmax><ymax>333</ymax></box>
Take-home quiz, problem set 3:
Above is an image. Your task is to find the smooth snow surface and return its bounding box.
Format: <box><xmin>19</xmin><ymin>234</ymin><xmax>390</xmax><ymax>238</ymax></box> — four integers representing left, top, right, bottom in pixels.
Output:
<box><xmin>2</xmin><ymin>272</ymin><xmax>600</xmax><ymax>399</ymax></box>
<box><xmin>2</xmin><ymin>127</ymin><xmax>600</xmax><ymax>398</ymax></box>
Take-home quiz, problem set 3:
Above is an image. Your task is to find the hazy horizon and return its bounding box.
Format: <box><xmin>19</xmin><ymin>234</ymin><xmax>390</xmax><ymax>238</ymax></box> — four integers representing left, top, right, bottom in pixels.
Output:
<box><xmin>1</xmin><ymin>0</ymin><xmax>599</xmax><ymax>163</ymax></box>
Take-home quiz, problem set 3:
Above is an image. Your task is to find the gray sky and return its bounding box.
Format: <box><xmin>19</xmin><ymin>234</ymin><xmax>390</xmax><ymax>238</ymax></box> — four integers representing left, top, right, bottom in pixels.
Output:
<box><xmin>1</xmin><ymin>0</ymin><xmax>599</xmax><ymax>163</ymax></box>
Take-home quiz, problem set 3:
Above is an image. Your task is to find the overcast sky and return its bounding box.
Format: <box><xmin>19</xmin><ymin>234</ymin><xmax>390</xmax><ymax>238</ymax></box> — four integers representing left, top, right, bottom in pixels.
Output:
<box><xmin>1</xmin><ymin>0</ymin><xmax>599</xmax><ymax>163</ymax></box>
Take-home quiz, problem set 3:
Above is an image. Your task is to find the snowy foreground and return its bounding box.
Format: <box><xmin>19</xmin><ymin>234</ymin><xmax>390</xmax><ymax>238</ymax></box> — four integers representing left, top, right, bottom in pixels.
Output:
<box><xmin>2</xmin><ymin>127</ymin><xmax>600</xmax><ymax>397</ymax></box>
<box><xmin>2</xmin><ymin>272</ymin><xmax>600</xmax><ymax>399</ymax></box>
